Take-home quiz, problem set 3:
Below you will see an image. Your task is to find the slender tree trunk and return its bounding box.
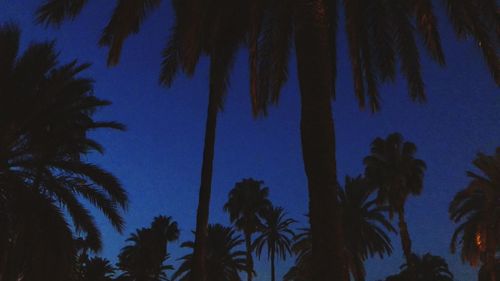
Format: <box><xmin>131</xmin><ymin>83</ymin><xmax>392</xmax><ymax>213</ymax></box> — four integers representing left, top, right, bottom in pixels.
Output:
<box><xmin>191</xmin><ymin>85</ymin><xmax>219</xmax><ymax>281</ymax></box>
<box><xmin>397</xmin><ymin>207</ymin><xmax>414</xmax><ymax>270</ymax></box>
<box><xmin>271</xmin><ymin>250</ymin><xmax>276</xmax><ymax>281</ymax></box>
<box><xmin>245</xmin><ymin>231</ymin><xmax>254</xmax><ymax>281</ymax></box>
<box><xmin>293</xmin><ymin>1</ymin><xmax>347</xmax><ymax>280</ymax></box>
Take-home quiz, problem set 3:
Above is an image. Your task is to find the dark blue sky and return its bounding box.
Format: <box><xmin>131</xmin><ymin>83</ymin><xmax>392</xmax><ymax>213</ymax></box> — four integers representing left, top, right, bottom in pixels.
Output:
<box><xmin>2</xmin><ymin>1</ymin><xmax>500</xmax><ymax>280</ymax></box>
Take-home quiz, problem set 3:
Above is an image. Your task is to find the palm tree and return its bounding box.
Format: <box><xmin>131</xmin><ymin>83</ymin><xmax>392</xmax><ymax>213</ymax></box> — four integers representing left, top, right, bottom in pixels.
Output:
<box><xmin>285</xmin><ymin>176</ymin><xmax>394</xmax><ymax>281</ymax></box>
<box><xmin>36</xmin><ymin>1</ymin><xmax>500</xmax><ymax>280</ymax></box>
<box><xmin>0</xmin><ymin>23</ymin><xmax>127</xmax><ymax>281</ymax></box>
<box><xmin>253</xmin><ymin>206</ymin><xmax>295</xmax><ymax>281</ymax></box>
<box><xmin>283</xmin><ymin>227</ymin><xmax>312</xmax><ymax>281</ymax></box>
<box><xmin>37</xmin><ymin>3</ymin><xmax>253</xmax><ymax>280</ymax></box>
<box><xmin>83</xmin><ymin>257</ymin><xmax>116</xmax><ymax>281</ymax></box>
<box><xmin>117</xmin><ymin>216</ymin><xmax>179</xmax><ymax>281</ymax></box>
<box><xmin>383</xmin><ymin>253</ymin><xmax>454</xmax><ymax>281</ymax></box>
<box><xmin>224</xmin><ymin>178</ymin><xmax>272</xmax><ymax>281</ymax></box>
<box><xmin>363</xmin><ymin>133</ymin><xmax>426</xmax><ymax>267</ymax></box>
<box><xmin>450</xmin><ymin>148</ymin><xmax>500</xmax><ymax>281</ymax></box>
<box><xmin>172</xmin><ymin>224</ymin><xmax>247</xmax><ymax>281</ymax></box>
<box><xmin>254</xmin><ymin>1</ymin><xmax>499</xmax><ymax>280</ymax></box>
<box><xmin>340</xmin><ymin>176</ymin><xmax>395</xmax><ymax>280</ymax></box>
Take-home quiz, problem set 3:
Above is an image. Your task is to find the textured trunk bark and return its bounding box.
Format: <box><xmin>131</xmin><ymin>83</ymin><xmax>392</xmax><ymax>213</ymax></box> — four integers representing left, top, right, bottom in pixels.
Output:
<box><xmin>397</xmin><ymin>207</ymin><xmax>414</xmax><ymax>275</ymax></box>
<box><xmin>293</xmin><ymin>0</ymin><xmax>347</xmax><ymax>280</ymax></box>
<box><xmin>271</xmin><ymin>250</ymin><xmax>276</xmax><ymax>281</ymax></box>
<box><xmin>191</xmin><ymin>85</ymin><xmax>219</xmax><ymax>281</ymax></box>
<box><xmin>245</xmin><ymin>231</ymin><xmax>254</xmax><ymax>281</ymax></box>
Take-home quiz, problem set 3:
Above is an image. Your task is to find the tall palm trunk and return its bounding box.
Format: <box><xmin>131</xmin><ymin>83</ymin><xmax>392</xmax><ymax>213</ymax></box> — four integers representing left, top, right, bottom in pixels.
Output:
<box><xmin>486</xmin><ymin>228</ymin><xmax>497</xmax><ymax>281</ymax></box>
<box><xmin>191</xmin><ymin>82</ymin><xmax>219</xmax><ymax>281</ymax></box>
<box><xmin>293</xmin><ymin>0</ymin><xmax>347</xmax><ymax>280</ymax></box>
<box><xmin>397</xmin><ymin>207</ymin><xmax>413</xmax><ymax>267</ymax></box>
<box><xmin>271</xmin><ymin>250</ymin><xmax>276</xmax><ymax>281</ymax></box>
<box><xmin>244</xmin><ymin>231</ymin><xmax>254</xmax><ymax>281</ymax></box>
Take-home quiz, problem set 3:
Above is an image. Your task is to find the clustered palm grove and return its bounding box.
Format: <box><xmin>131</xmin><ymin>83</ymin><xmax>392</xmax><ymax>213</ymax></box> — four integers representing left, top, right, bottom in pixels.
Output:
<box><xmin>0</xmin><ymin>0</ymin><xmax>499</xmax><ymax>280</ymax></box>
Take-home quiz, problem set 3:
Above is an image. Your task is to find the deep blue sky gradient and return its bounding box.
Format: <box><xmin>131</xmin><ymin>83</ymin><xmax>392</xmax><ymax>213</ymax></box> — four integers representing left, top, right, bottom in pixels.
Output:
<box><xmin>1</xmin><ymin>1</ymin><xmax>500</xmax><ymax>280</ymax></box>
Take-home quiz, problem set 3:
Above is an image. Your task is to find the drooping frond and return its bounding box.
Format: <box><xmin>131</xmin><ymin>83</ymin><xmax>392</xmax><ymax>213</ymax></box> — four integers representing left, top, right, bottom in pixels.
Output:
<box><xmin>99</xmin><ymin>0</ymin><xmax>162</xmax><ymax>66</ymax></box>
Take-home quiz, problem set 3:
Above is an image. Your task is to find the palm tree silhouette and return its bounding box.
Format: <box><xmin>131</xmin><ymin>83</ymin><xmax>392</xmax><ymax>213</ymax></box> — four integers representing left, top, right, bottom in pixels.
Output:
<box><xmin>0</xmin><ymin>23</ymin><xmax>127</xmax><ymax>281</ymax></box>
<box><xmin>39</xmin><ymin>2</ymin><xmax>252</xmax><ymax>280</ymax></box>
<box><xmin>82</xmin><ymin>257</ymin><xmax>116</xmax><ymax>281</ymax></box>
<box><xmin>450</xmin><ymin>148</ymin><xmax>500</xmax><ymax>281</ymax></box>
<box><xmin>383</xmin><ymin>253</ymin><xmax>454</xmax><ymax>281</ymax></box>
<box><xmin>283</xmin><ymin>227</ymin><xmax>312</xmax><ymax>281</ymax></box>
<box><xmin>285</xmin><ymin>176</ymin><xmax>395</xmax><ymax>281</ymax></box>
<box><xmin>253</xmin><ymin>2</ymin><xmax>499</xmax><ymax>280</ymax></box>
<box><xmin>117</xmin><ymin>216</ymin><xmax>179</xmax><ymax>281</ymax></box>
<box><xmin>36</xmin><ymin>1</ymin><xmax>500</xmax><ymax>280</ymax></box>
<box><xmin>223</xmin><ymin>178</ymin><xmax>272</xmax><ymax>281</ymax></box>
<box><xmin>340</xmin><ymin>176</ymin><xmax>395</xmax><ymax>280</ymax></box>
<box><xmin>363</xmin><ymin>133</ymin><xmax>426</xmax><ymax>268</ymax></box>
<box><xmin>253</xmin><ymin>206</ymin><xmax>296</xmax><ymax>281</ymax></box>
<box><xmin>172</xmin><ymin>224</ymin><xmax>247</xmax><ymax>281</ymax></box>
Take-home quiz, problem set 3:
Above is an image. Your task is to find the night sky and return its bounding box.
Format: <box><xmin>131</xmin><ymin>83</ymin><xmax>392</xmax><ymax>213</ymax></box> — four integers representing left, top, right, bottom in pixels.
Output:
<box><xmin>2</xmin><ymin>1</ymin><xmax>499</xmax><ymax>280</ymax></box>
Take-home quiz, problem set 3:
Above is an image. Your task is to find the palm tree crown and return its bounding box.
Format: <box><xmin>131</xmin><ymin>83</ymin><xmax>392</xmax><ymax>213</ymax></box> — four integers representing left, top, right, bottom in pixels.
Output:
<box><xmin>363</xmin><ymin>133</ymin><xmax>425</xmax><ymax>267</ymax></box>
<box><xmin>117</xmin><ymin>216</ymin><xmax>179</xmax><ymax>281</ymax></box>
<box><xmin>224</xmin><ymin>178</ymin><xmax>272</xmax><ymax>281</ymax></box>
<box><xmin>172</xmin><ymin>224</ymin><xmax>247</xmax><ymax>281</ymax></box>
<box><xmin>253</xmin><ymin>206</ymin><xmax>296</xmax><ymax>281</ymax></box>
<box><xmin>450</xmin><ymin>148</ymin><xmax>500</xmax><ymax>281</ymax></box>
<box><xmin>0</xmin><ymin>22</ymin><xmax>127</xmax><ymax>281</ymax></box>
<box><xmin>340</xmin><ymin>176</ymin><xmax>396</xmax><ymax>280</ymax></box>
<box><xmin>383</xmin><ymin>253</ymin><xmax>454</xmax><ymax>281</ymax></box>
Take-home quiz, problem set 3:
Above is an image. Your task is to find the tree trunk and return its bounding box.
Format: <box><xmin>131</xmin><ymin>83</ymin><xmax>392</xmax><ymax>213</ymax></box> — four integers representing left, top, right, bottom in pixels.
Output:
<box><xmin>293</xmin><ymin>0</ymin><xmax>347</xmax><ymax>280</ymax></box>
<box><xmin>271</xmin><ymin>250</ymin><xmax>276</xmax><ymax>281</ymax></box>
<box><xmin>191</xmin><ymin>84</ymin><xmax>219</xmax><ymax>281</ymax></box>
<box><xmin>397</xmin><ymin>207</ymin><xmax>414</xmax><ymax>271</ymax></box>
<box><xmin>486</xmin><ymin>228</ymin><xmax>497</xmax><ymax>281</ymax></box>
<box><xmin>245</xmin><ymin>231</ymin><xmax>254</xmax><ymax>281</ymax></box>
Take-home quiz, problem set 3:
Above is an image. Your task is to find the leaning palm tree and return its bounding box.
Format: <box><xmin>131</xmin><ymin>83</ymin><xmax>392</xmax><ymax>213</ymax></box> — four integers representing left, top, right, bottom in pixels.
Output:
<box><xmin>224</xmin><ymin>178</ymin><xmax>272</xmax><ymax>281</ymax></box>
<box><xmin>253</xmin><ymin>206</ymin><xmax>295</xmax><ymax>281</ymax></box>
<box><xmin>383</xmin><ymin>253</ymin><xmax>454</xmax><ymax>281</ymax></box>
<box><xmin>117</xmin><ymin>216</ymin><xmax>179</xmax><ymax>281</ymax></box>
<box><xmin>36</xmin><ymin>1</ymin><xmax>500</xmax><ymax>280</ymax></box>
<box><xmin>172</xmin><ymin>224</ymin><xmax>247</xmax><ymax>281</ymax></box>
<box><xmin>340</xmin><ymin>176</ymin><xmax>395</xmax><ymax>280</ymax></box>
<box><xmin>450</xmin><ymin>148</ymin><xmax>500</xmax><ymax>281</ymax></box>
<box><xmin>363</xmin><ymin>133</ymin><xmax>426</xmax><ymax>267</ymax></box>
<box><xmin>0</xmin><ymin>22</ymin><xmax>127</xmax><ymax>281</ymax></box>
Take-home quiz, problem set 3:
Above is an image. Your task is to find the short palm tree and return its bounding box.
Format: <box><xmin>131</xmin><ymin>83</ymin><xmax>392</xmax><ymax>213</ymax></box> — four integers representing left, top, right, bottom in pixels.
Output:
<box><xmin>224</xmin><ymin>178</ymin><xmax>272</xmax><ymax>281</ymax></box>
<box><xmin>83</xmin><ymin>257</ymin><xmax>116</xmax><ymax>281</ymax></box>
<box><xmin>383</xmin><ymin>253</ymin><xmax>454</xmax><ymax>281</ymax></box>
<box><xmin>364</xmin><ymin>133</ymin><xmax>426</xmax><ymax>267</ymax></box>
<box><xmin>117</xmin><ymin>216</ymin><xmax>179</xmax><ymax>281</ymax></box>
<box><xmin>172</xmin><ymin>224</ymin><xmax>247</xmax><ymax>281</ymax></box>
<box><xmin>253</xmin><ymin>206</ymin><xmax>295</xmax><ymax>281</ymax></box>
<box><xmin>283</xmin><ymin>227</ymin><xmax>312</xmax><ymax>281</ymax></box>
<box><xmin>450</xmin><ymin>148</ymin><xmax>500</xmax><ymax>281</ymax></box>
<box><xmin>340</xmin><ymin>176</ymin><xmax>395</xmax><ymax>280</ymax></box>
<box><xmin>0</xmin><ymin>22</ymin><xmax>127</xmax><ymax>281</ymax></box>
<box><xmin>285</xmin><ymin>176</ymin><xmax>395</xmax><ymax>281</ymax></box>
